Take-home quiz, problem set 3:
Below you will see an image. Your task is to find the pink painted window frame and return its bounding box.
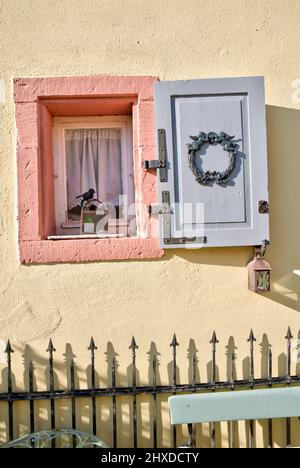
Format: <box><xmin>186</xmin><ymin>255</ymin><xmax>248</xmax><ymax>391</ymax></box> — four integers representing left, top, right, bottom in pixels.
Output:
<box><xmin>14</xmin><ymin>76</ymin><xmax>164</xmax><ymax>263</ymax></box>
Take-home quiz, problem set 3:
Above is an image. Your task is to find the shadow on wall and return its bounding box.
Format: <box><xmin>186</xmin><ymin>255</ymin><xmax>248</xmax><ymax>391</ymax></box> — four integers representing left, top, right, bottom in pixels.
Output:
<box><xmin>0</xmin><ymin>342</ymin><xmax>194</xmax><ymax>448</ymax></box>
<box><xmin>20</xmin><ymin>107</ymin><xmax>300</xmax><ymax>314</ymax></box>
<box><xmin>171</xmin><ymin>105</ymin><xmax>300</xmax><ymax>313</ymax></box>
<box><xmin>0</xmin><ymin>335</ymin><xmax>299</xmax><ymax>448</ymax></box>
<box><xmin>265</xmin><ymin>105</ymin><xmax>300</xmax><ymax>313</ymax></box>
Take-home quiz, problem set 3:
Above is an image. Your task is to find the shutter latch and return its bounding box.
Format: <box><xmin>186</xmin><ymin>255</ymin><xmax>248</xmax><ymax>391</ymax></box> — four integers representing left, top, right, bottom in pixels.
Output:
<box><xmin>143</xmin><ymin>160</ymin><xmax>166</xmax><ymax>170</ymax></box>
<box><xmin>259</xmin><ymin>200</ymin><xmax>269</xmax><ymax>214</ymax></box>
<box><xmin>147</xmin><ymin>204</ymin><xmax>171</xmax><ymax>216</ymax></box>
<box><xmin>143</xmin><ymin>129</ymin><xmax>168</xmax><ymax>183</ymax></box>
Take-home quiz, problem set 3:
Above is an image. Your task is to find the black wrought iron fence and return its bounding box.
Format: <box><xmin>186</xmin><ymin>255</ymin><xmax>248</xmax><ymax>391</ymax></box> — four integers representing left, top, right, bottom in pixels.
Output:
<box><xmin>0</xmin><ymin>328</ymin><xmax>299</xmax><ymax>448</ymax></box>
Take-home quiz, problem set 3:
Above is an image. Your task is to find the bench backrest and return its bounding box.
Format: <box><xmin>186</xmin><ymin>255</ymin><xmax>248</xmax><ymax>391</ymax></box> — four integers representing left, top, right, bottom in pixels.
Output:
<box><xmin>169</xmin><ymin>387</ymin><xmax>300</xmax><ymax>425</ymax></box>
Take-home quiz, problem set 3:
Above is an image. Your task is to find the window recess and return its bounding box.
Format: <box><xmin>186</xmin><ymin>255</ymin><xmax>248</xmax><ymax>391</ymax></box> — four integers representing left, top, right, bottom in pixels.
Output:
<box><xmin>15</xmin><ymin>75</ymin><xmax>162</xmax><ymax>264</ymax></box>
<box><xmin>52</xmin><ymin>116</ymin><xmax>136</xmax><ymax>239</ymax></box>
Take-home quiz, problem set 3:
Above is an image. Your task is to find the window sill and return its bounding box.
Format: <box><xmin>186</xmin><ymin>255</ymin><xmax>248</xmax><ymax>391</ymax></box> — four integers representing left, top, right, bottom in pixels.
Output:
<box><xmin>61</xmin><ymin>220</ymin><xmax>129</xmax><ymax>229</ymax></box>
<box><xmin>19</xmin><ymin>238</ymin><xmax>164</xmax><ymax>264</ymax></box>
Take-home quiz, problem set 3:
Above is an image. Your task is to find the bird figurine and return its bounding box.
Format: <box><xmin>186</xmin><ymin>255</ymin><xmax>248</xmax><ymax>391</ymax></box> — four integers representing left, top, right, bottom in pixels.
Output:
<box><xmin>76</xmin><ymin>188</ymin><xmax>96</xmax><ymax>208</ymax></box>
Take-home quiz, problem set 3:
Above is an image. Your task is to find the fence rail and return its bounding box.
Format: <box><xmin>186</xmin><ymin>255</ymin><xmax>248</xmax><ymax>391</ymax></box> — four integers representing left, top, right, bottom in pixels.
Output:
<box><xmin>0</xmin><ymin>328</ymin><xmax>299</xmax><ymax>448</ymax></box>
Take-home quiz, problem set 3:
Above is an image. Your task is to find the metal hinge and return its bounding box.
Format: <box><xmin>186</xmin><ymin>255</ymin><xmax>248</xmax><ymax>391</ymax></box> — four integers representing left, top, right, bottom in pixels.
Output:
<box><xmin>164</xmin><ymin>236</ymin><xmax>207</xmax><ymax>245</ymax></box>
<box><xmin>149</xmin><ymin>191</ymin><xmax>207</xmax><ymax>246</ymax></box>
<box><xmin>259</xmin><ymin>200</ymin><xmax>269</xmax><ymax>214</ymax></box>
<box><xmin>143</xmin><ymin>129</ymin><xmax>168</xmax><ymax>183</ymax></box>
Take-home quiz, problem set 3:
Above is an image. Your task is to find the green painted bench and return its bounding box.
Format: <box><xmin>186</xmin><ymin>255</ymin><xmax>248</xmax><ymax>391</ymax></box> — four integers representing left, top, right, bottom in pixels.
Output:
<box><xmin>169</xmin><ymin>387</ymin><xmax>300</xmax><ymax>448</ymax></box>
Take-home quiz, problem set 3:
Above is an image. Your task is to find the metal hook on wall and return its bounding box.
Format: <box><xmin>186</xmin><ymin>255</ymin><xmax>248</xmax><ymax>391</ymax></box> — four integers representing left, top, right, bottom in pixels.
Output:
<box><xmin>254</xmin><ymin>239</ymin><xmax>270</xmax><ymax>258</ymax></box>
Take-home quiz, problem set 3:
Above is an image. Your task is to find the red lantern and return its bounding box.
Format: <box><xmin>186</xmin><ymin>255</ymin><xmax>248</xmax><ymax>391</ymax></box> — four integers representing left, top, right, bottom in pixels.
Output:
<box><xmin>247</xmin><ymin>255</ymin><xmax>271</xmax><ymax>293</ymax></box>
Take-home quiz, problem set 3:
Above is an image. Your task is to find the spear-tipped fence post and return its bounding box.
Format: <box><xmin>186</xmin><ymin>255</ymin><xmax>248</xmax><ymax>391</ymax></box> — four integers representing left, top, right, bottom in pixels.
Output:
<box><xmin>88</xmin><ymin>337</ymin><xmax>98</xmax><ymax>436</ymax></box>
<box><xmin>286</xmin><ymin>327</ymin><xmax>293</xmax><ymax>384</ymax></box>
<box><xmin>129</xmin><ymin>337</ymin><xmax>138</xmax><ymax>449</ymax></box>
<box><xmin>209</xmin><ymin>332</ymin><xmax>219</xmax><ymax>448</ymax></box>
<box><xmin>267</xmin><ymin>348</ymin><xmax>273</xmax><ymax>448</ymax></box>
<box><xmin>46</xmin><ymin>339</ymin><xmax>56</xmax><ymax>447</ymax></box>
<box><xmin>210</xmin><ymin>331</ymin><xmax>219</xmax><ymax>387</ymax></box>
<box><xmin>248</xmin><ymin>330</ymin><xmax>256</xmax><ymax>387</ymax></box>
<box><xmin>229</xmin><ymin>351</ymin><xmax>237</xmax><ymax>448</ymax></box>
<box><xmin>170</xmin><ymin>334</ymin><xmax>179</xmax><ymax>390</ymax></box>
<box><xmin>70</xmin><ymin>359</ymin><xmax>77</xmax><ymax>447</ymax></box>
<box><xmin>170</xmin><ymin>334</ymin><xmax>179</xmax><ymax>448</ymax></box>
<box><xmin>285</xmin><ymin>327</ymin><xmax>293</xmax><ymax>448</ymax></box>
<box><xmin>112</xmin><ymin>354</ymin><xmax>117</xmax><ymax>449</ymax></box>
<box><xmin>28</xmin><ymin>361</ymin><xmax>35</xmax><ymax>436</ymax></box>
<box><xmin>247</xmin><ymin>330</ymin><xmax>256</xmax><ymax>448</ymax></box>
<box><xmin>5</xmin><ymin>340</ymin><xmax>14</xmax><ymax>441</ymax></box>
<box><xmin>152</xmin><ymin>351</ymin><xmax>158</xmax><ymax>449</ymax></box>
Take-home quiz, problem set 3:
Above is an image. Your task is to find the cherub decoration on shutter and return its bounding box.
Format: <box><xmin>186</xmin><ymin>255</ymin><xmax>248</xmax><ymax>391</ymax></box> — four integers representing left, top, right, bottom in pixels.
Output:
<box><xmin>187</xmin><ymin>131</ymin><xmax>239</xmax><ymax>186</ymax></box>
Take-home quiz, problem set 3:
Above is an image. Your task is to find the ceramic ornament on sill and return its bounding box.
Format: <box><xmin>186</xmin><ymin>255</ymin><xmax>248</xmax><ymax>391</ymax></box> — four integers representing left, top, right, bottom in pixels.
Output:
<box><xmin>247</xmin><ymin>243</ymin><xmax>271</xmax><ymax>293</ymax></box>
<box><xmin>80</xmin><ymin>199</ymin><xmax>108</xmax><ymax>235</ymax></box>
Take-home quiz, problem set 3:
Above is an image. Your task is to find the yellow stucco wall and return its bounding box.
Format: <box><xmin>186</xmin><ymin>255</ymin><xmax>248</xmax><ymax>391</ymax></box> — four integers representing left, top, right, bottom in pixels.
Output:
<box><xmin>0</xmin><ymin>0</ymin><xmax>300</xmax><ymax>448</ymax></box>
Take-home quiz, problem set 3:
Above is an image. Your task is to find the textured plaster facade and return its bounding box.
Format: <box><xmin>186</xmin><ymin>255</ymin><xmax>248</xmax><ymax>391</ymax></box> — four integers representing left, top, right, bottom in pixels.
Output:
<box><xmin>0</xmin><ymin>0</ymin><xmax>300</xmax><ymax>448</ymax></box>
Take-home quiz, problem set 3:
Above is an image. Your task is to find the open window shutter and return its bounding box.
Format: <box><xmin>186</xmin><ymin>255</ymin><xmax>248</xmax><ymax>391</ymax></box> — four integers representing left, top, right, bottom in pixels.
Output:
<box><xmin>154</xmin><ymin>77</ymin><xmax>269</xmax><ymax>249</ymax></box>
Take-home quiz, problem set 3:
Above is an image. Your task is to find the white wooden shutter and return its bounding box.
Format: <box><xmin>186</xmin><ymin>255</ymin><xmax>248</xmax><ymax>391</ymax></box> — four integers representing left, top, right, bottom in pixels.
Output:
<box><xmin>154</xmin><ymin>77</ymin><xmax>269</xmax><ymax>249</ymax></box>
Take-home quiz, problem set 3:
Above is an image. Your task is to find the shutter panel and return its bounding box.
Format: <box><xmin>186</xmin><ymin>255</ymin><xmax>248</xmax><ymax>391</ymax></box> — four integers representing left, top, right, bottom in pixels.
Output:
<box><xmin>154</xmin><ymin>77</ymin><xmax>269</xmax><ymax>249</ymax></box>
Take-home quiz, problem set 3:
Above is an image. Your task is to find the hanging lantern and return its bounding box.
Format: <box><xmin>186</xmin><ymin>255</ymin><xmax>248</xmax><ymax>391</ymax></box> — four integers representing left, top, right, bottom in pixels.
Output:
<box><xmin>80</xmin><ymin>199</ymin><xmax>108</xmax><ymax>235</ymax></box>
<box><xmin>247</xmin><ymin>254</ymin><xmax>271</xmax><ymax>293</ymax></box>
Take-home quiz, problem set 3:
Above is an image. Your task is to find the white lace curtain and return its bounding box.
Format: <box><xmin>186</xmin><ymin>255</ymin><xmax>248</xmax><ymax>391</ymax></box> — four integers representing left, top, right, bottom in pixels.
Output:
<box><xmin>65</xmin><ymin>128</ymin><xmax>123</xmax><ymax>210</ymax></box>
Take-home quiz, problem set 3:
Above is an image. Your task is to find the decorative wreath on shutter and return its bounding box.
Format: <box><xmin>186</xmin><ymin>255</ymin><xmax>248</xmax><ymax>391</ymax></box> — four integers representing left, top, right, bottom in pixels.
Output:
<box><xmin>187</xmin><ymin>132</ymin><xmax>239</xmax><ymax>186</ymax></box>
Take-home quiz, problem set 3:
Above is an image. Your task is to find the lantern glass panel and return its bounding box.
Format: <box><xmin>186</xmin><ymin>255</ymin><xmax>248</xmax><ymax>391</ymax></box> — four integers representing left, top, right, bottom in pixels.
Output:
<box><xmin>248</xmin><ymin>270</ymin><xmax>255</xmax><ymax>291</ymax></box>
<box><xmin>257</xmin><ymin>271</ymin><xmax>270</xmax><ymax>291</ymax></box>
